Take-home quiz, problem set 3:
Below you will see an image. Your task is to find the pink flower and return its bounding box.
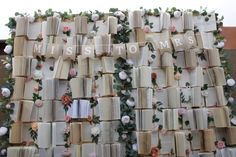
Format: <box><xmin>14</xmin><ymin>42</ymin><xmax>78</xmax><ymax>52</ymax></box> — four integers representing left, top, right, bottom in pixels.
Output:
<box><xmin>64</xmin><ymin>126</ymin><xmax>70</xmax><ymax>133</ymax></box>
<box><xmin>143</xmin><ymin>25</ymin><xmax>151</xmax><ymax>33</ymax></box>
<box><xmin>69</xmin><ymin>68</ymin><xmax>77</xmax><ymax>77</ymax></box>
<box><xmin>178</xmin><ymin>108</ymin><xmax>187</xmax><ymax>115</ymax></box>
<box><xmin>64</xmin><ymin>115</ymin><xmax>71</xmax><ymax>123</ymax></box>
<box><xmin>216</xmin><ymin>140</ymin><xmax>225</xmax><ymax>149</ymax></box>
<box><xmin>63</xmin><ymin>26</ymin><xmax>70</xmax><ymax>32</ymax></box>
<box><xmin>170</xmin><ymin>26</ymin><xmax>176</xmax><ymax>33</ymax></box>
<box><xmin>88</xmin><ymin>153</ymin><xmax>96</xmax><ymax>157</ymax></box>
<box><xmin>35</xmin><ymin>99</ymin><xmax>43</xmax><ymax>107</ymax></box>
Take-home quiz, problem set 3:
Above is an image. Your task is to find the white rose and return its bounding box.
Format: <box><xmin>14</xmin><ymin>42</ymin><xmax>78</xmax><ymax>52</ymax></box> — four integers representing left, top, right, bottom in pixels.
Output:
<box><xmin>216</xmin><ymin>41</ymin><xmax>224</xmax><ymax>48</ymax></box>
<box><xmin>28</xmin><ymin>15</ymin><xmax>35</xmax><ymax>23</ymax></box>
<box><xmin>201</xmin><ymin>90</ymin><xmax>208</xmax><ymax>97</ymax></box>
<box><xmin>228</xmin><ymin>97</ymin><xmax>234</xmax><ymax>103</ymax></box>
<box><xmin>231</xmin><ymin>116</ymin><xmax>236</xmax><ymax>125</ymax></box>
<box><xmin>0</xmin><ymin>149</ymin><xmax>6</xmax><ymax>155</ymax></box>
<box><xmin>121</xmin><ymin>115</ymin><xmax>130</xmax><ymax>124</ymax></box>
<box><xmin>89</xmin><ymin>30</ymin><xmax>96</xmax><ymax>37</ymax></box>
<box><xmin>117</xmin><ymin>24</ymin><xmax>123</xmax><ymax>31</ymax></box>
<box><xmin>132</xmin><ymin>144</ymin><xmax>137</xmax><ymax>151</ymax></box>
<box><xmin>5</xmin><ymin>63</ymin><xmax>11</xmax><ymax>70</ymax></box>
<box><xmin>114</xmin><ymin>11</ymin><xmax>125</xmax><ymax>20</ymax></box>
<box><xmin>91</xmin><ymin>126</ymin><xmax>100</xmax><ymax>136</ymax></box>
<box><xmin>121</xmin><ymin>134</ymin><xmax>127</xmax><ymax>139</ymax></box>
<box><xmin>53</xmin><ymin>12</ymin><xmax>60</xmax><ymax>18</ymax></box>
<box><xmin>119</xmin><ymin>71</ymin><xmax>128</xmax><ymax>80</ymax></box>
<box><xmin>0</xmin><ymin>127</ymin><xmax>8</xmax><ymax>136</ymax></box>
<box><xmin>33</xmin><ymin>70</ymin><xmax>43</xmax><ymax>80</ymax></box>
<box><xmin>1</xmin><ymin>88</ymin><xmax>11</xmax><ymax>97</ymax></box>
<box><xmin>227</xmin><ymin>78</ymin><xmax>235</xmax><ymax>87</ymax></box>
<box><xmin>114</xmin><ymin>11</ymin><xmax>122</xmax><ymax>16</ymax></box>
<box><xmin>4</xmin><ymin>45</ymin><xmax>13</xmax><ymax>54</ymax></box>
<box><xmin>174</xmin><ymin>11</ymin><xmax>181</xmax><ymax>18</ymax></box>
<box><xmin>126</xmin><ymin>59</ymin><xmax>134</xmax><ymax>66</ymax></box>
<box><xmin>91</xmin><ymin>14</ymin><xmax>99</xmax><ymax>21</ymax></box>
<box><xmin>119</xmin><ymin>13</ymin><xmax>125</xmax><ymax>21</ymax></box>
<box><xmin>126</xmin><ymin>98</ymin><xmax>135</xmax><ymax>107</ymax></box>
<box><xmin>5</xmin><ymin>104</ymin><xmax>11</xmax><ymax>109</ymax></box>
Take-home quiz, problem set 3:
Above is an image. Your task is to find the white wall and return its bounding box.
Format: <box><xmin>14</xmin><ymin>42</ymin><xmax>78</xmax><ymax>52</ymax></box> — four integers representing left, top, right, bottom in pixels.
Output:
<box><xmin>0</xmin><ymin>0</ymin><xmax>235</xmax><ymax>39</ymax></box>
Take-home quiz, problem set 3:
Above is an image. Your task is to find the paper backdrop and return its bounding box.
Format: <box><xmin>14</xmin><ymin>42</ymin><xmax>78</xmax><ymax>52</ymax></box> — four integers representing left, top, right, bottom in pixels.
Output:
<box><xmin>1</xmin><ymin>7</ymin><xmax>236</xmax><ymax>157</ymax></box>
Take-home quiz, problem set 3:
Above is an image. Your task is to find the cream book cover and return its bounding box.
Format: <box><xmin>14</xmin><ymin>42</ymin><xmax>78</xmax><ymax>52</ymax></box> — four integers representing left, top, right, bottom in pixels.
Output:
<box><xmin>74</xmin><ymin>16</ymin><xmax>88</xmax><ymax>35</ymax></box>
<box><xmin>37</xmin><ymin>123</ymin><xmax>51</xmax><ymax>148</ymax></box>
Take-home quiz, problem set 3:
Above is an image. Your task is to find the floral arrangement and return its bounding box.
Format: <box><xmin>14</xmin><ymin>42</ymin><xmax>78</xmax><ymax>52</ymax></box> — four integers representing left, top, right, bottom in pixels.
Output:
<box><xmin>113</xmin><ymin>57</ymin><xmax>137</xmax><ymax>157</ymax></box>
<box><xmin>63</xmin><ymin>26</ymin><xmax>71</xmax><ymax>36</ymax></box>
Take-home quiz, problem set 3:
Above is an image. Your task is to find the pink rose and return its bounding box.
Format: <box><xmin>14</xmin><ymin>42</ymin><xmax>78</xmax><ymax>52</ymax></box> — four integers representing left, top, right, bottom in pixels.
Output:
<box><xmin>64</xmin><ymin>115</ymin><xmax>72</xmax><ymax>123</ymax></box>
<box><xmin>35</xmin><ymin>99</ymin><xmax>43</xmax><ymax>107</ymax></box>
<box><xmin>216</xmin><ymin>140</ymin><xmax>225</xmax><ymax>149</ymax></box>
<box><xmin>143</xmin><ymin>25</ymin><xmax>151</xmax><ymax>33</ymax></box>
<box><xmin>69</xmin><ymin>68</ymin><xmax>77</xmax><ymax>77</ymax></box>
<box><xmin>170</xmin><ymin>26</ymin><xmax>176</xmax><ymax>33</ymax></box>
<box><xmin>63</xmin><ymin>26</ymin><xmax>70</xmax><ymax>32</ymax></box>
<box><xmin>178</xmin><ymin>108</ymin><xmax>187</xmax><ymax>115</ymax></box>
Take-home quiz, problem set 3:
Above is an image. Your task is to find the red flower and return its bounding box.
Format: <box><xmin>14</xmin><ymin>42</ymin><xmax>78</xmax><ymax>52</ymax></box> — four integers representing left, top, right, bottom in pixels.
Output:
<box><xmin>151</xmin><ymin>147</ymin><xmax>159</xmax><ymax>157</ymax></box>
<box><xmin>61</xmin><ymin>94</ymin><xmax>72</xmax><ymax>106</ymax></box>
<box><xmin>151</xmin><ymin>73</ymin><xmax>157</xmax><ymax>80</ymax></box>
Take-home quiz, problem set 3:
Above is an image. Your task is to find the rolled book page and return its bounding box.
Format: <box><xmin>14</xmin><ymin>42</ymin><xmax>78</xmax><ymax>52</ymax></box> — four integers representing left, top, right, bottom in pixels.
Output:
<box><xmin>81</xmin><ymin>143</ymin><xmax>96</xmax><ymax>157</ymax></box>
<box><xmin>175</xmin><ymin>131</ymin><xmax>187</xmax><ymax>157</ymax></box>
<box><xmin>190</xmin><ymin>67</ymin><xmax>203</xmax><ymax>87</ymax></box>
<box><xmin>37</xmin><ymin>122</ymin><xmax>51</xmax><ymax>148</ymax></box>
<box><xmin>191</xmin><ymin>87</ymin><xmax>202</xmax><ymax>107</ymax></box>
<box><xmin>139</xmin><ymin>66</ymin><xmax>152</xmax><ymax>88</ymax></box>
<box><xmin>10</xmin><ymin>101</ymin><xmax>22</xmax><ymax>122</ymax></box>
<box><xmin>74</xmin><ymin>16</ymin><xmax>88</xmax><ymax>34</ymax></box>
<box><xmin>184</xmin><ymin>11</ymin><xmax>194</xmax><ymax>30</ymax></box>
<box><xmin>185</xmin><ymin>49</ymin><xmax>197</xmax><ymax>68</ymax></box>
<box><xmin>46</xmin><ymin>16</ymin><xmax>60</xmax><ymax>36</ymax></box>
<box><xmin>136</xmin><ymin>131</ymin><xmax>152</xmax><ymax>155</ymax></box>
<box><xmin>161</xmin><ymin>52</ymin><xmax>173</xmax><ymax>67</ymax></box>
<box><xmin>94</xmin><ymin>36</ymin><xmax>104</xmax><ymax>56</ymax></box>
<box><xmin>112</xmin><ymin>44</ymin><xmax>126</xmax><ymax>59</ymax></box>
<box><xmin>161</xmin><ymin>12</ymin><xmax>171</xmax><ymax>30</ymax></box>
<box><xmin>102</xmin><ymin>57</ymin><xmax>115</xmax><ymax>73</ymax></box>
<box><xmin>191</xmin><ymin>130</ymin><xmax>203</xmax><ymax>150</ymax></box>
<box><xmin>137</xmin><ymin>88</ymin><xmax>153</xmax><ymax>109</ymax></box>
<box><xmin>171</xmin><ymin>34</ymin><xmax>185</xmax><ymax>52</ymax></box>
<box><xmin>84</xmin><ymin>77</ymin><xmax>93</xmax><ymax>98</ymax></box>
<box><xmin>136</xmin><ymin>109</ymin><xmax>153</xmax><ymax>131</ymax></box>
<box><xmin>42</xmin><ymin>79</ymin><xmax>55</xmax><ymax>100</ymax></box>
<box><xmin>226</xmin><ymin>127</ymin><xmax>236</xmax><ymax>145</ymax></box>
<box><xmin>24</xmin><ymin>80</ymin><xmax>38</xmax><ymax>100</ymax></box>
<box><xmin>165</xmin><ymin>67</ymin><xmax>175</xmax><ymax>87</ymax></box>
<box><xmin>101</xmin><ymin>74</ymin><xmax>114</xmax><ymax>96</ymax></box>
<box><xmin>215</xmin><ymin>86</ymin><xmax>227</xmax><ymax>106</ymax></box>
<box><xmin>16</xmin><ymin>16</ymin><xmax>29</xmax><ymax>36</ymax></box>
<box><xmin>52</xmin><ymin>122</ymin><xmax>66</xmax><ymax>146</ymax></box>
<box><xmin>167</xmin><ymin>87</ymin><xmax>180</xmax><ymax>108</ymax></box>
<box><xmin>213</xmin><ymin>67</ymin><xmax>226</xmax><ymax>86</ymax></box>
<box><xmin>53</xmin><ymin>101</ymin><xmax>65</xmax><ymax>121</ymax></box>
<box><xmin>79</xmin><ymin>99</ymin><xmax>92</xmax><ymax>118</ymax></box>
<box><xmin>12</xmin><ymin>56</ymin><xmax>27</xmax><ymax>77</ymax></box>
<box><xmin>69</xmin><ymin>77</ymin><xmax>84</xmax><ymax>98</ymax></box>
<box><xmin>108</xmin><ymin>16</ymin><xmax>118</xmax><ymax>34</ymax></box>
<box><xmin>81</xmin><ymin>122</ymin><xmax>93</xmax><ymax>142</ymax></box>
<box><xmin>12</xmin><ymin>77</ymin><xmax>25</xmax><ymax>100</ymax></box>
<box><xmin>203</xmin><ymin>129</ymin><xmax>216</xmax><ymax>152</ymax></box>
<box><xmin>9</xmin><ymin>123</ymin><xmax>22</xmax><ymax>144</ymax></box>
<box><xmin>70</xmin><ymin>122</ymin><xmax>81</xmax><ymax>144</ymax></box>
<box><xmin>132</xmin><ymin>11</ymin><xmax>142</xmax><ymax>28</ymax></box>
<box><xmin>207</xmin><ymin>49</ymin><xmax>221</xmax><ymax>67</ymax></box>
<box><xmin>14</xmin><ymin>37</ymin><xmax>27</xmax><ymax>56</ymax></box>
<box><xmin>135</xmin><ymin>28</ymin><xmax>145</xmax><ymax>47</ymax></box>
<box><xmin>194</xmin><ymin>108</ymin><xmax>208</xmax><ymax>130</ymax></box>
<box><xmin>38</xmin><ymin>100</ymin><xmax>53</xmax><ymax>122</ymax></box>
<box><xmin>21</xmin><ymin>100</ymin><xmax>34</xmax><ymax>122</ymax></box>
